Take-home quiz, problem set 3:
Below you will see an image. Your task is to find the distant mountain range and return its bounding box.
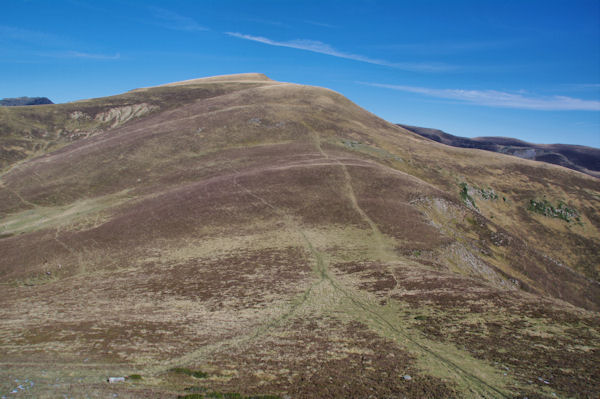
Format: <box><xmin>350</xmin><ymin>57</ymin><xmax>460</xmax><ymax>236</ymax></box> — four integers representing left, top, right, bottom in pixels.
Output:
<box><xmin>398</xmin><ymin>124</ymin><xmax>600</xmax><ymax>178</ymax></box>
<box><xmin>0</xmin><ymin>96</ymin><xmax>53</xmax><ymax>106</ymax></box>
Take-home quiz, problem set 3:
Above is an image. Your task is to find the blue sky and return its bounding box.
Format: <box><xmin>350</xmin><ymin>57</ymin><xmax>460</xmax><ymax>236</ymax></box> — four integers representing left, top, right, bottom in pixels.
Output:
<box><xmin>2</xmin><ymin>0</ymin><xmax>599</xmax><ymax>147</ymax></box>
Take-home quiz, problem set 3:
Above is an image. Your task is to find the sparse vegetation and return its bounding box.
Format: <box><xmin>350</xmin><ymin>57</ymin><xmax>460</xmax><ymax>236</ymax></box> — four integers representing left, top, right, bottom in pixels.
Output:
<box><xmin>459</xmin><ymin>182</ymin><xmax>499</xmax><ymax>210</ymax></box>
<box><xmin>477</xmin><ymin>187</ymin><xmax>498</xmax><ymax>200</ymax></box>
<box><xmin>184</xmin><ymin>386</ymin><xmax>208</xmax><ymax>393</ymax></box>
<box><xmin>179</xmin><ymin>393</ymin><xmax>281</xmax><ymax>399</ymax></box>
<box><xmin>528</xmin><ymin>199</ymin><xmax>580</xmax><ymax>222</ymax></box>
<box><xmin>341</xmin><ymin>139</ymin><xmax>402</xmax><ymax>161</ymax></box>
<box><xmin>459</xmin><ymin>182</ymin><xmax>477</xmax><ymax>209</ymax></box>
<box><xmin>170</xmin><ymin>367</ymin><xmax>209</xmax><ymax>378</ymax></box>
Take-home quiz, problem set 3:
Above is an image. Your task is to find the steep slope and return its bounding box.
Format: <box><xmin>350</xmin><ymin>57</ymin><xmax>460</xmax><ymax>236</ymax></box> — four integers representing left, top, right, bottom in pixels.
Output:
<box><xmin>399</xmin><ymin>123</ymin><xmax>600</xmax><ymax>178</ymax></box>
<box><xmin>1</xmin><ymin>74</ymin><xmax>599</xmax><ymax>398</ymax></box>
<box><xmin>0</xmin><ymin>74</ymin><xmax>272</xmax><ymax>169</ymax></box>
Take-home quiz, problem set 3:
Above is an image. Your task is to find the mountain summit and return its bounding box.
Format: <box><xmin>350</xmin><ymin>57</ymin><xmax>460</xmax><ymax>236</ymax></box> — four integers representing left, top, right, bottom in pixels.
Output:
<box><xmin>0</xmin><ymin>74</ymin><xmax>598</xmax><ymax>398</ymax></box>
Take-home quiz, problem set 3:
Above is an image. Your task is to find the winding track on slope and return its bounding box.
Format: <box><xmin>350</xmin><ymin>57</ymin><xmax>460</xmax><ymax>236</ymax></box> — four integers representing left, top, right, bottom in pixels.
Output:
<box><xmin>146</xmin><ymin>123</ymin><xmax>511</xmax><ymax>398</ymax></box>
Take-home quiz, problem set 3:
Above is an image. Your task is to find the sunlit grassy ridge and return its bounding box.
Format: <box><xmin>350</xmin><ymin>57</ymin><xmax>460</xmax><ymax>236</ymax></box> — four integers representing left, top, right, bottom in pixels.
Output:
<box><xmin>0</xmin><ymin>74</ymin><xmax>598</xmax><ymax>398</ymax></box>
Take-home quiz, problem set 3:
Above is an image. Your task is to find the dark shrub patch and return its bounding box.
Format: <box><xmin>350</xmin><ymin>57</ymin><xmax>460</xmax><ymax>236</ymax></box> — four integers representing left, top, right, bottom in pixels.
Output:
<box><xmin>170</xmin><ymin>367</ymin><xmax>209</xmax><ymax>378</ymax></box>
<box><xmin>528</xmin><ymin>199</ymin><xmax>580</xmax><ymax>222</ymax></box>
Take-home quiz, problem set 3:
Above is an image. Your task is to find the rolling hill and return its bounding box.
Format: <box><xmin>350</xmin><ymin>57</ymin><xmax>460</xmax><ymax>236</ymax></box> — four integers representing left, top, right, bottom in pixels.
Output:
<box><xmin>1</xmin><ymin>74</ymin><xmax>599</xmax><ymax>398</ymax></box>
<box><xmin>398</xmin><ymin>123</ymin><xmax>600</xmax><ymax>178</ymax></box>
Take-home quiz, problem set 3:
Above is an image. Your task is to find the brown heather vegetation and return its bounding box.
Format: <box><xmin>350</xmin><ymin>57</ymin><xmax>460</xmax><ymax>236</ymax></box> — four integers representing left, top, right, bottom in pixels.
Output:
<box><xmin>0</xmin><ymin>73</ymin><xmax>598</xmax><ymax>398</ymax></box>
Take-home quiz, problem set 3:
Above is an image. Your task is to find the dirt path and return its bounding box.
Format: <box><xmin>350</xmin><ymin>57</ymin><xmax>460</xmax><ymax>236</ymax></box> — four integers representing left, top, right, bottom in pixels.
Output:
<box><xmin>142</xmin><ymin>127</ymin><xmax>512</xmax><ymax>398</ymax></box>
<box><xmin>0</xmin><ymin>179</ymin><xmax>38</xmax><ymax>210</ymax></box>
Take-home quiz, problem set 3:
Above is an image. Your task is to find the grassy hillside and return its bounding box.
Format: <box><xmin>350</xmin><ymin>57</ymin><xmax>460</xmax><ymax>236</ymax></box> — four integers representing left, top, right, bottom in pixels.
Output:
<box><xmin>1</xmin><ymin>74</ymin><xmax>598</xmax><ymax>398</ymax></box>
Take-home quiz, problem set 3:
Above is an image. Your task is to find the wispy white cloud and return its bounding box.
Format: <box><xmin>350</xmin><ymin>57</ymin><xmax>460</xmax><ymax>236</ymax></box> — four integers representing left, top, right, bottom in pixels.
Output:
<box><xmin>303</xmin><ymin>20</ymin><xmax>338</xmax><ymax>29</ymax></box>
<box><xmin>243</xmin><ymin>18</ymin><xmax>290</xmax><ymax>28</ymax></box>
<box><xmin>0</xmin><ymin>26</ymin><xmax>120</xmax><ymax>61</ymax></box>
<box><xmin>149</xmin><ymin>6</ymin><xmax>207</xmax><ymax>32</ymax></box>
<box><xmin>364</xmin><ymin>83</ymin><xmax>600</xmax><ymax>111</ymax></box>
<box><xmin>561</xmin><ymin>83</ymin><xmax>600</xmax><ymax>91</ymax></box>
<box><xmin>573</xmin><ymin>121</ymin><xmax>600</xmax><ymax>128</ymax></box>
<box><xmin>225</xmin><ymin>32</ymin><xmax>453</xmax><ymax>72</ymax></box>
<box><xmin>0</xmin><ymin>25</ymin><xmax>70</xmax><ymax>47</ymax></box>
<box><xmin>38</xmin><ymin>50</ymin><xmax>121</xmax><ymax>60</ymax></box>
<box><xmin>64</xmin><ymin>51</ymin><xmax>121</xmax><ymax>60</ymax></box>
<box><xmin>378</xmin><ymin>39</ymin><xmax>518</xmax><ymax>55</ymax></box>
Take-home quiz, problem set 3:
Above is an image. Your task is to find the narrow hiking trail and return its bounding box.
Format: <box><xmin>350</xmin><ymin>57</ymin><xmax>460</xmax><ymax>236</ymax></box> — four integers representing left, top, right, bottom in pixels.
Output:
<box><xmin>143</xmin><ymin>126</ymin><xmax>512</xmax><ymax>398</ymax></box>
<box><xmin>0</xmin><ymin>179</ymin><xmax>38</xmax><ymax>210</ymax></box>
<box><xmin>302</xmin><ymin>120</ymin><xmax>395</xmax><ymax>262</ymax></box>
<box><xmin>304</xmin><ymin>122</ymin><xmax>510</xmax><ymax>398</ymax></box>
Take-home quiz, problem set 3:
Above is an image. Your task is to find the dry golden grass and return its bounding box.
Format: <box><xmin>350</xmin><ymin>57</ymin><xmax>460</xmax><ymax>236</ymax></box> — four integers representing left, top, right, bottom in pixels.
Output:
<box><xmin>0</xmin><ymin>74</ymin><xmax>598</xmax><ymax>398</ymax></box>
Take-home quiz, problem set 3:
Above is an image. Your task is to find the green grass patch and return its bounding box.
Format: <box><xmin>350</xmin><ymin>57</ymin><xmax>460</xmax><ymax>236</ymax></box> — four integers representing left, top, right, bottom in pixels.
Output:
<box><xmin>0</xmin><ymin>189</ymin><xmax>133</xmax><ymax>235</ymax></box>
<box><xmin>170</xmin><ymin>367</ymin><xmax>209</xmax><ymax>378</ymax></box>
<box><xmin>465</xmin><ymin>216</ymin><xmax>477</xmax><ymax>226</ymax></box>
